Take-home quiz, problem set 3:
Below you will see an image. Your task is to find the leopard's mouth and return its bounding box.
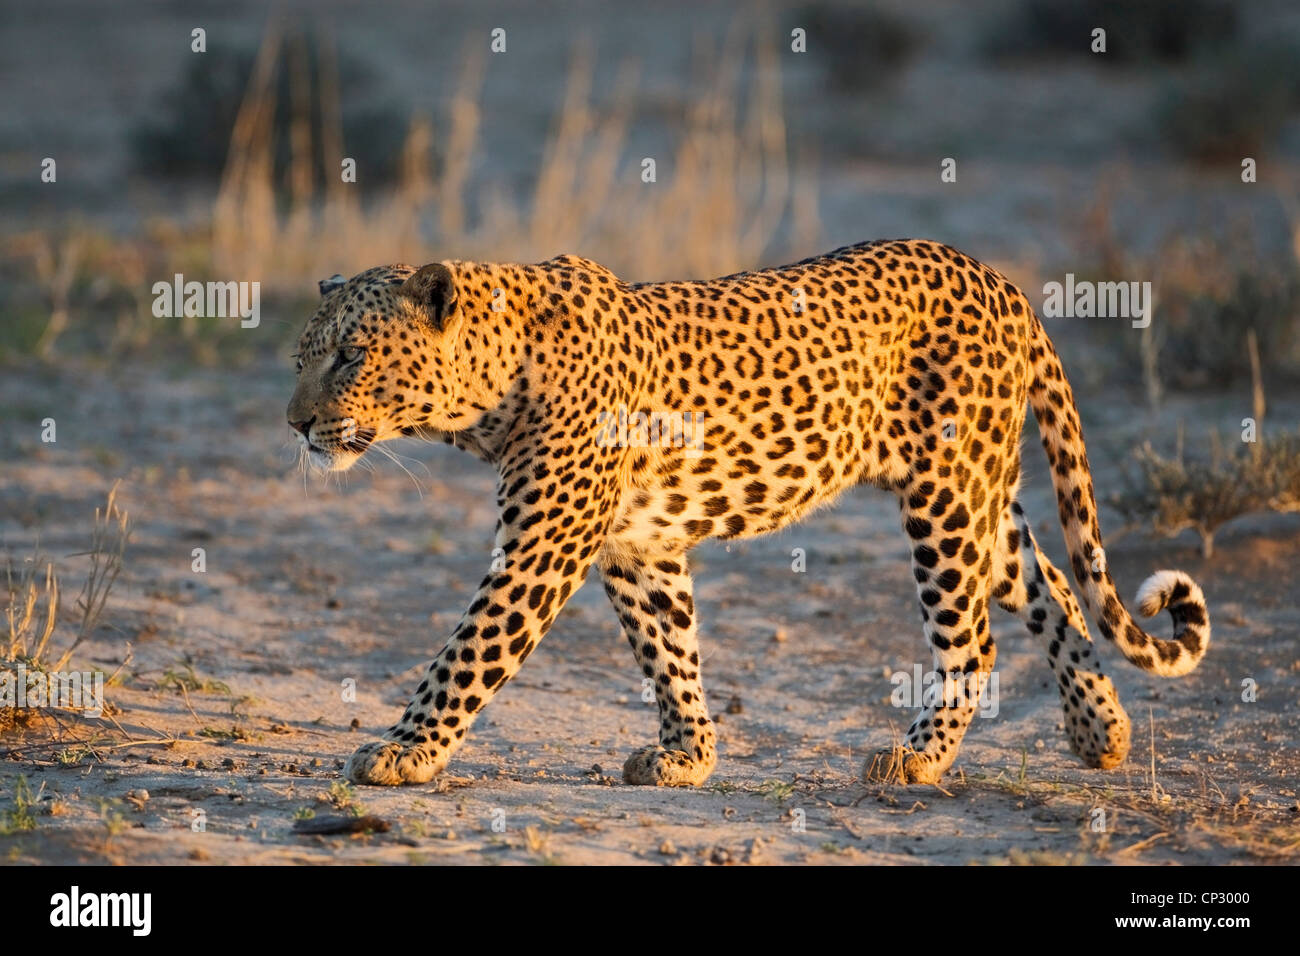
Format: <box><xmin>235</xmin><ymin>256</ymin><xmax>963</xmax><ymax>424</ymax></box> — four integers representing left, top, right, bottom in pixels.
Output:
<box><xmin>303</xmin><ymin>442</ymin><xmax>357</xmax><ymax>473</ymax></box>
<box><xmin>299</xmin><ymin>425</ymin><xmax>376</xmax><ymax>472</ymax></box>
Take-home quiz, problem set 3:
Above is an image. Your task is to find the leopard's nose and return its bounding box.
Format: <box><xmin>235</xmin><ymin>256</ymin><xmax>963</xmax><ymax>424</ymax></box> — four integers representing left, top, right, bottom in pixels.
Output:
<box><xmin>289</xmin><ymin>415</ymin><xmax>316</xmax><ymax>437</ymax></box>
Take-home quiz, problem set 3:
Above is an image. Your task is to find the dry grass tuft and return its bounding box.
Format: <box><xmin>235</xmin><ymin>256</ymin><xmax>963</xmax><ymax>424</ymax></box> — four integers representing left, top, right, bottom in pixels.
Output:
<box><xmin>1111</xmin><ymin>429</ymin><xmax>1300</xmax><ymax>558</ymax></box>
<box><xmin>1</xmin><ymin>485</ymin><xmax>130</xmax><ymax>730</ymax></box>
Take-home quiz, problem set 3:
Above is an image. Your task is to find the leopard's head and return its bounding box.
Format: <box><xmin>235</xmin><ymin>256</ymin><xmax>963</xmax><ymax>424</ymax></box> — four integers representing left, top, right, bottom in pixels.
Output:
<box><xmin>286</xmin><ymin>263</ymin><xmax>465</xmax><ymax>472</ymax></box>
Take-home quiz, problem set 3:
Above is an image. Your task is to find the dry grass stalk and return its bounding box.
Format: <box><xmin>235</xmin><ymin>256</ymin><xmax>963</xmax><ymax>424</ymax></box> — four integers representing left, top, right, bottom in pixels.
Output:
<box><xmin>54</xmin><ymin>483</ymin><xmax>130</xmax><ymax>673</ymax></box>
<box><xmin>4</xmin><ymin>556</ymin><xmax>59</xmax><ymax>663</ymax></box>
<box><xmin>1247</xmin><ymin>327</ymin><xmax>1265</xmax><ymax>464</ymax></box>
<box><xmin>32</xmin><ymin>232</ymin><xmax>84</xmax><ymax>357</ymax></box>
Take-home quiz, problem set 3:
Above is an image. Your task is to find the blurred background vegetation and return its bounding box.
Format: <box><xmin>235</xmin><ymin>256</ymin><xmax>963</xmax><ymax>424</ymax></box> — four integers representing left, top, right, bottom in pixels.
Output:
<box><xmin>1</xmin><ymin>0</ymin><xmax>1298</xmax><ymax>575</ymax></box>
<box><xmin>1</xmin><ymin>0</ymin><xmax>1298</xmax><ymax>390</ymax></box>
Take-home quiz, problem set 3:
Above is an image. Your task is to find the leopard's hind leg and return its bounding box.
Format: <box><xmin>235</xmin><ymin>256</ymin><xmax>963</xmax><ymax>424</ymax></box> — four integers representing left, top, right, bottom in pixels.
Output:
<box><xmin>864</xmin><ymin>477</ymin><xmax>1002</xmax><ymax>785</ymax></box>
<box><xmin>991</xmin><ymin>499</ymin><xmax>1131</xmax><ymax>768</ymax></box>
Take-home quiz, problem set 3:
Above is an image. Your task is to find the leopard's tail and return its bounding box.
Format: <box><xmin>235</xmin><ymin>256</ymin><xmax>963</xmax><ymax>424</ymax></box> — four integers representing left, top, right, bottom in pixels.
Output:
<box><xmin>1027</xmin><ymin>312</ymin><xmax>1209</xmax><ymax>677</ymax></box>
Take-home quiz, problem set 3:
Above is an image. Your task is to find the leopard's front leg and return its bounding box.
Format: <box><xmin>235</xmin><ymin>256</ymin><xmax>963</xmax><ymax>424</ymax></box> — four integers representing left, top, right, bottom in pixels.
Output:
<box><xmin>347</xmin><ymin>448</ymin><xmax>616</xmax><ymax>785</ymax></box>
<box><xmin>343</xmin><ymin>555</ymin><xmax>572</xmax><ymax>785</ymax></box>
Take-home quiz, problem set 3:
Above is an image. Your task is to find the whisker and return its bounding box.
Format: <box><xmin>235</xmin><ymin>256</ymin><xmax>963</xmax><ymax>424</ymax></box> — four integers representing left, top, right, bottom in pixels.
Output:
<box><xmin>372</xmin><ymin>443</ymin><xmax>425</xmax><ymax>497</ymax></box>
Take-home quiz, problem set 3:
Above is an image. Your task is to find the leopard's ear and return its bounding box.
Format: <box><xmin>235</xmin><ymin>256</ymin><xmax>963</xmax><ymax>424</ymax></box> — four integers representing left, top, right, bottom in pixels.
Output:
<box><xmin>318</xmin><ymin>274</ymin><xmax>347</xmax><ymax>296</ymax></box>
<box><xmin>400</xmin><ymin>263</ymin><xmax>459</xmax><ymax>331</ymax></box>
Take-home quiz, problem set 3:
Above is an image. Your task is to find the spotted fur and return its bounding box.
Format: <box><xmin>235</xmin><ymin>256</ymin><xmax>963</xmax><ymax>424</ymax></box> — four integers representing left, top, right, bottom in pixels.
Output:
<box><xmin>285</xmin><ymin>240</ymin><xmax>1209</xmax><ymax>787</ymax></box>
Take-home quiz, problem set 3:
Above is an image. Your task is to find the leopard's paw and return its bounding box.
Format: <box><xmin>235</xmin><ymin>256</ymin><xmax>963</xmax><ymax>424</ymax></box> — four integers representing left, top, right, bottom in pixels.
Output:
<box><xmin>1066</xmin><ymin>697</ymin><xmax>1131</xmax><ymax>770</ymax></box>
<box><xmin>862</xmin><ymin>746</ymin><xmax>945</xmax><ymax>785</ymax></box>
<box><xmin>623</xmin><ymin>745</ymin><xmax>714</xmax><ymax>787</ymax></box>
<box><xmin>344</xmin><ymin>740</ymin><xmax>445</xmax><ymax>786</ymax></box>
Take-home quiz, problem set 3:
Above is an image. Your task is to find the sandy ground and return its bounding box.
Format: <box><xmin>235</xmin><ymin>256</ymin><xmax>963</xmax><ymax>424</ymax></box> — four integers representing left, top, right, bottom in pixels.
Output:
<box><xmin>1</xmin><ymin>355</ymin><xmax>1297</xmax><ymax>865</ymax></box>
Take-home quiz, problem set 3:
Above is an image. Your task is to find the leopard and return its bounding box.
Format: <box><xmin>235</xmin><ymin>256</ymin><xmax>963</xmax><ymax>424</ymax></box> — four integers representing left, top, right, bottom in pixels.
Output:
<box><xmin>285</xmin><ymin>239</ymin><xmax>1210</xmax><ymax>788</ymax></box>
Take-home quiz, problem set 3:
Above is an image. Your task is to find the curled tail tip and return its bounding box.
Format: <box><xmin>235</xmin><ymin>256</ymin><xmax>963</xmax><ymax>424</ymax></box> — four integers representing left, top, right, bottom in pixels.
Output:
<box><xmin>1135</xmin><ymin>569</ymin><xmax>1205</xmax><ymax>618</ymax></box>
<box><xmin>1131</xmin><ymin>569</ymin><xmax>1210</xmax><ymax>677</ymax></box>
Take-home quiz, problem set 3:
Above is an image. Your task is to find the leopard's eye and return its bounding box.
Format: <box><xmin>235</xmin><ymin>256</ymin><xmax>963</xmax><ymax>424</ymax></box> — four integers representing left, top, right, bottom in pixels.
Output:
<box><xmin>338</xmin><ymin>346</ymin><xmax>364</xmax><ymax>366</ymax></box>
